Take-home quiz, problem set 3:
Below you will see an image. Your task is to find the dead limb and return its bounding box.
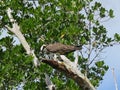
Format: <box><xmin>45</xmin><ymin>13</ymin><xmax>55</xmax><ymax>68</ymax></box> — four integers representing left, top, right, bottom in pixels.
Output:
<box><xmin>45</xmin><ymin>73</ymin><xmax>56</xmax><ymax>90</ymax></box>
<box><xmin>5</xmin><ymin>8</ymin><xmax>39</xmax><ymax>67</ymax></box>
<box><xmin>42</xmin><ymin>55</ymin><xmax>96</xmax><ymax>90</ymax></box>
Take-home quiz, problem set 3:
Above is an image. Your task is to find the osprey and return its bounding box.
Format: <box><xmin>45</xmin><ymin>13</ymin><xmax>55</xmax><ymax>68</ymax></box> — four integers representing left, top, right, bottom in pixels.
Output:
<box><xmin>41</xmin><ymin>43</ymin><xmax>82</xmax><ymax>55</ymax></box>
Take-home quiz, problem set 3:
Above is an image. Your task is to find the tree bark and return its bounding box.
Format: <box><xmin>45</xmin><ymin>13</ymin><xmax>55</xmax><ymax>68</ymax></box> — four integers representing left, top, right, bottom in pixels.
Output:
<box><xmin>42</xmin><ymin>56</ymin><xmax>96</xmax><ymax>90</ymax></box>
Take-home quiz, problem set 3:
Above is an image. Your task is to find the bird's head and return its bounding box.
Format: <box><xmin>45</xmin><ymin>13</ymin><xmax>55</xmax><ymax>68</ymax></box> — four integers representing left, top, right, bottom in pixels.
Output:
<box><xmin>40</xmin><ymin>44</ymin><xmax>46</xmax><ymax>52</ymax></box>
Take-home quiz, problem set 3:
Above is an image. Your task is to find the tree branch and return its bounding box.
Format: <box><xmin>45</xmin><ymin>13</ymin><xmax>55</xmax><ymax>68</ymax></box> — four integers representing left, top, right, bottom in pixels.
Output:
<box><xmin>42</xmin><ymin>55</ymin><xmax>96</xmax><ymax>90</ymax></box>
<box><xmin>88</xmin><ymin>47</ymin><xmax>104</xmax><ymax>66</ymax></box>
<box><xmin>45</xmin><ymin>73</ymin><xmax>56</xmax><ymax>90</ymax></box>
<box><xmin>112</xmin><ymin>68</ymin><xmax>119</xmax><ymax>90</ymax></box>
<box><xmin>5</xmin><ymin>8</ymin><xmax>39</xmax><ymax>67</ymax></box>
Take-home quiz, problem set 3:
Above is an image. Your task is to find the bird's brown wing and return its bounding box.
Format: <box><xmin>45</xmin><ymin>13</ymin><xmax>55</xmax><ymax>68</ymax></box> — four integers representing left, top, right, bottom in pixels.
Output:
<box><xmin>46</xmin><ymin>43</ymin><xmax>77</xmax><ymax>54</ymax></box>
<box><xmin>46</xmin><ymin>43</ymin><xmax>65</xmax><ymax>52</ymax></box>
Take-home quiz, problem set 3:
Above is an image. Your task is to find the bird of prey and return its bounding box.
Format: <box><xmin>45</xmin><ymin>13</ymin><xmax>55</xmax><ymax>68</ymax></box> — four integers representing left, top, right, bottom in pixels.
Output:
<box><xmin>41</xmin><ymin>43</ymin><xmax>82</xmax><ymax>55</ymax></box>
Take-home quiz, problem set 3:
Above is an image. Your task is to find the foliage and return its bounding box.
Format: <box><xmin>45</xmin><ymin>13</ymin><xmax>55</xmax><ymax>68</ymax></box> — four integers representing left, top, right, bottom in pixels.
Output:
<box><xmin>0</xmin><ymin>0</ymin><xmax>119</xmax><ymax>89</ymax></box>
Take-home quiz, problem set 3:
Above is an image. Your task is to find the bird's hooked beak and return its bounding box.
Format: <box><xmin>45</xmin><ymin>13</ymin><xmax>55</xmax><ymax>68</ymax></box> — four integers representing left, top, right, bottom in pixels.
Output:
<box><xmin>40</xmin><ymin>44</ymin><xmax>46</xmax><ymax>51</ymax></box>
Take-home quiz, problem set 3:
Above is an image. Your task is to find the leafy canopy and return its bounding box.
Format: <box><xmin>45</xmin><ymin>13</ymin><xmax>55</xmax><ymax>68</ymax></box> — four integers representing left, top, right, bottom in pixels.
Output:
<box><xmin>0</xmin><ymin>0</ymin><xmax>119</xmax><ymax>89</ymax></box>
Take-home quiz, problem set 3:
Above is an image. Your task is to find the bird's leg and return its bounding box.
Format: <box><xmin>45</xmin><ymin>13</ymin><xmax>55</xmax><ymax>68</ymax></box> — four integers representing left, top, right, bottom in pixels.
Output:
<box><xmin>48</xmin><ymin>53</ymin><xmax>54</xmax><ymax>60</ymax></box>
<box><xmin>42</xmin><ymin>53</ymin><xmax>54</xmax><ymax>60</ymax></box>
<box><xmin>45</xmin><ymin>54</ymin><xmax>50</xmax><ymax>59</ymax></box>
<box><xmin>53</xmin><ymin>54</ymin><xmax>58</xmax><ymax>61</ymax></box>
<box><xmin>53</xmin><ymin>54</ymin><xmax>63</xmax><ymax>64</ymax></box>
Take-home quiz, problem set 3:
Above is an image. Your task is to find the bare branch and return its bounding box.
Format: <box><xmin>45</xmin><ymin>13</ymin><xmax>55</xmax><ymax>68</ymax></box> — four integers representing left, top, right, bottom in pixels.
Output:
<box><xmin>6</xmin><ymin>8</ymin><xmax>39</xmax><ymax>67</ymax></box>
<box><xmin>45</xmin><ymin>73</ymin><xmax>56</xmax><ymax>90</ymax></box>
<box><xmin>88</xmin><ymin>47</ymin><xmax>104</xmax><ymax>66</ymax></box>
<box><xmin>112</xmin><ymin>68</ymin><xmax>119</xmax><ymax>90</ymax></box>
<box><xmin>42</xmin><ymin>56</ymin><xmax>96</xmax><ymax>90</ymax></box>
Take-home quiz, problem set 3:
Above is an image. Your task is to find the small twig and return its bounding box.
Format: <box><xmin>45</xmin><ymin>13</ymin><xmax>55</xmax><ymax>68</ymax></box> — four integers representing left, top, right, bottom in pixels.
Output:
<box><xmin>87</xmin><ymin>46</ymin><xmax>93</xmax><ymax>61</ymax></box>
<box><xmin>100</xmin><ymin>17</ymin><xmax>111</xmax><ymax>23</ymax></box>
<box><xmin>79</xmin><ymin>50</ymin><xmax>84</xmax><ymax>58</ymax></box>
<box><xmin>112</xmin><ymin>68</ymin><xmax>119</xmax><ymax>90</ymax></box>
<box><xmin>32</xmin><ymin>0</ymin><xmax>37</xmax><ymax>8</ymax></box>
<box><xmin>88</xmin><ymin>47</ymin><xmax>104</xmax><ymax>66</ymax></box>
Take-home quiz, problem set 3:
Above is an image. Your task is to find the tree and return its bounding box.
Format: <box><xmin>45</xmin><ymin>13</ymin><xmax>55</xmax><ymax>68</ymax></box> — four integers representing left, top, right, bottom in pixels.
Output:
<box><xmin>0</xmin><ymin>0</ymin><xmax>120</xmax><ymax>90</ymax></box>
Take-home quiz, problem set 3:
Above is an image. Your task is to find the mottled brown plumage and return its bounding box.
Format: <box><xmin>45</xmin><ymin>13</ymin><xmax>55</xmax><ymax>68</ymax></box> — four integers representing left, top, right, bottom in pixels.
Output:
<box><xmin>42</xmin><ymin>43</ymin><xmax>82</xmax><ymax>55</ymax></box>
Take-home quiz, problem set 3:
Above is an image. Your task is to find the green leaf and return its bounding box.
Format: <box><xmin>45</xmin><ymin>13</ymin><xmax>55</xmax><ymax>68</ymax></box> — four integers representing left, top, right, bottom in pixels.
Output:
<box><xmin>101</xmin><ymin>70</ymin><xmax>105</xmax><ymax>76</ymax></box>
<box><xmin>109</xmin><ymin>9</ymin><xmax>114</xmax><ymax>18</ymax></box>
<box><xmin>100</xmin><ymin>7</ymin><xmax>106</xmax><ymax>18</ymax></box>
<box><xmin>103</xmin><ymin>65</ymin><xmax>109</xmax><ymax>71</ymax></box>
<box><xmin>95</xmin><ymin>61</ymin><xmax>104</xmax><ymax>67</ymax></box>
<box><xmin>114</xmin><ymin>33</ymin><xmax>120</xmax><ymax>41</ymax></box>
<box><xmin>92</xmin><ymin>2</ymin><xmax>101</xmax><ymax>10</ymax></box>
<box><xmin>88</xmin><ymin>13</ymin><xmax>94</xmax><ymax>21</ymax></box>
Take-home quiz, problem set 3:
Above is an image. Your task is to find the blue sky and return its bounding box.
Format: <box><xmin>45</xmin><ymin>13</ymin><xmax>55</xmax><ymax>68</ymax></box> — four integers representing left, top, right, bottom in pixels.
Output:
<box><xmin>97</xmin><ymin>0</ymin><xmax>120</xmax><ymax>90</ymax></box>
